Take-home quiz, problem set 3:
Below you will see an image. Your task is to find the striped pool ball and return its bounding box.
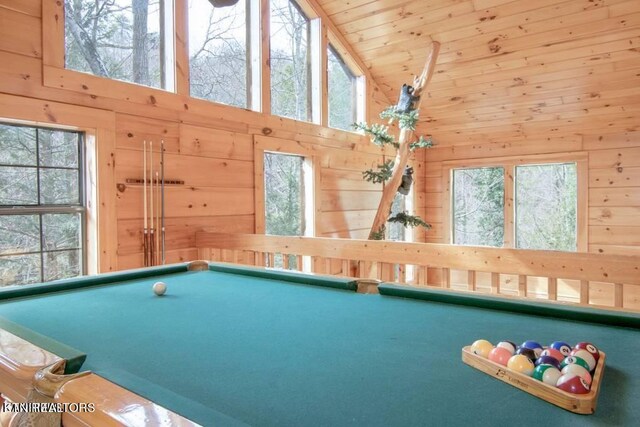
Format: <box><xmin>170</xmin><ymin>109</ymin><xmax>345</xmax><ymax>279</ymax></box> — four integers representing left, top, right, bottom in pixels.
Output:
<box><xmin>574</xmin><ymin>342</ymin><xmax>600</xmax><ymax>363</ymax></box>
<box><xmin>570</xmin><ymin>349</ymin><xmax>597</xmax><ymax>371</ymax></box>
<box><xmin>560</xmin><ymin>355</ymin><xmax>590</xmax><ymax>372</ymax></box>
<box><xmin>533</xmin><ymin>365</ymin><xmax>562</xmax><ymax>385</ymax></box>
<box><xmin>557</xmin><ymin>374</ymin><xmax>591</xmax><ymax>394</ymax></box>
<box><xmin>561</xmin><ymin>363</ymin><xmax>592</xmax><ymax>385</ymax></box>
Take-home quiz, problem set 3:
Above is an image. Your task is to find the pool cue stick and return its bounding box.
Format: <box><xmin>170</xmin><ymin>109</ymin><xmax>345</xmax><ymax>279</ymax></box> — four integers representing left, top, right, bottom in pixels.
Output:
<box><xmin>150</xmin><ymin>141</ymin><xmax>155</xmax><ymax>266</ymax></box>
<box><xmin>161</xmin><ymin>140</ymin><xmax>166</xmax><ymax>265</ymax></box>
<box><xmin>155</xmin><ymin>171</ymin><xmax>160</xmax><ymax>266</ymax></box>
<box><xmin>143</xmin><ymin>141</ymin><xmax>148</xmax><ymax>267</ymax></box>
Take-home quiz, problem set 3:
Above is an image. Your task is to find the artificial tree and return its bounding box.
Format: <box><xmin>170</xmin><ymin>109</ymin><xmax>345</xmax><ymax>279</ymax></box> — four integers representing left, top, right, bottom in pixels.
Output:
<box><xmin>354</xmin><ymin>42</ymin><xmax>441</xmax><ymax>240</ymax></box>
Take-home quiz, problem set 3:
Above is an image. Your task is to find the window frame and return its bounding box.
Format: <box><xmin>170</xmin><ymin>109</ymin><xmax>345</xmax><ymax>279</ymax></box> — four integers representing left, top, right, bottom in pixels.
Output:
<box><xmin>0</xmin><ymin>95</ymin><xmax>118</xmax><ymax>275</ymax></box>
<box><xmin>0</xmin><ymin>122</ymin><xmax>87</xmax><ymax>284</ymax></box>
<box><xmin>443</xmin><ymin>152</ymin><xmax>588</xmax><ymax>252</ymax></box>
<box><xmin>253</xmin><ymin>134</ymin><xmax>319</xmax><ymax>237</ymax></box>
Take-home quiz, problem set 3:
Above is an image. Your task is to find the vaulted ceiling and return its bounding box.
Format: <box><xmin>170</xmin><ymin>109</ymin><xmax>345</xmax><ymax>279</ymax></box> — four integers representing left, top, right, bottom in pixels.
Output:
<box><xmin>319</xmin><ymin>0</ymin><xmax>640</xmax><ymax>146</ymax></box>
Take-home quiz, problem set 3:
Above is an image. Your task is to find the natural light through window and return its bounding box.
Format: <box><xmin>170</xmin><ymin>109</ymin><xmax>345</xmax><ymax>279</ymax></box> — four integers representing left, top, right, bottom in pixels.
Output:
<box><xmin>452</xmin><ymin>167</ymin><xmax>505</xmax><ymax>247</ymax></box>
<box><xmin>270</xmin><ymin>0</ymin><xmax>311</xmax><ymax>122</ymax></box>
<box><xmin>188</xmin><ymin>0</ymin><xmax>248</xmax><ymax>108</ymax></box>
<box><xmin>327</xmin><ymin>45</ymin><xmax>356</xmax><ymax>131</ymax></box>
<box><xmin>516</xmin><ymin>163</ymin><xmax>577</xmax><ymax>251</ymax></box>
<box><xmin>64</xmin><ymin>0</ymin><xmax>173</xmax><ymax>89</ymax></box>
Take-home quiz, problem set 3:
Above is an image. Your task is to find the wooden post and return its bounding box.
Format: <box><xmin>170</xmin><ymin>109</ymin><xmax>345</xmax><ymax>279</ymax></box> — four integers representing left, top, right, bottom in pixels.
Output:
<box><xmin>368</xmin><ymin>42</ymin><xmax>440</xmax><ymax>239</ymax></box>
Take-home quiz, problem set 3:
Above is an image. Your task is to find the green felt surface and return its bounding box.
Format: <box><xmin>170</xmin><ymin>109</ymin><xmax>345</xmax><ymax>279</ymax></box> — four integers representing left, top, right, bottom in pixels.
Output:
<box><xmin>0</xmin><ymin>267</ymin><xmax>639</xmax><ymax>426</ymax></box>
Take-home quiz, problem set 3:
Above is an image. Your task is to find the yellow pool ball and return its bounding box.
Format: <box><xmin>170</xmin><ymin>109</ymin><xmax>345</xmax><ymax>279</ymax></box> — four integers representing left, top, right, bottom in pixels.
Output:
<box><xmin>507</xmin><ymin>354</ymin><xmax>535</xmax><ymax>376</ymax></box>
<box><xmin>471</xmin><ymin>339</ymin><xmax>494</xmax><ymax>358</ymax></box>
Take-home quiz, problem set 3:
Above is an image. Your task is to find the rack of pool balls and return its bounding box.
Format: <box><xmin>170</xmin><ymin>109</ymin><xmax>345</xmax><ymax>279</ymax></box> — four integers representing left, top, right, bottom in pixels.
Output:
<box><xmin>462</xmin><ymin>340</ymin><xmax>605</xmax><ymax>414</ymax></box>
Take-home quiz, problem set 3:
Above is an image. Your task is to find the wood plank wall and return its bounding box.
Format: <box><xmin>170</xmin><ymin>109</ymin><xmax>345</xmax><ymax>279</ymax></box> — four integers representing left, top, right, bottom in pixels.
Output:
<box><xmin>0</xmin><ymin>1</ymin><xmax>424</xmax><ymax>272</ymax></box>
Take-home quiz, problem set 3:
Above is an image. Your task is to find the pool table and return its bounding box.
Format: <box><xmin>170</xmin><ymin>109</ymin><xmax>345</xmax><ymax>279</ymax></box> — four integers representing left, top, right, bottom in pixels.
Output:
<box><xmin>0</xmin><ymin>261</ymin><xmax>639</xmax><ymax>426</ymax></box>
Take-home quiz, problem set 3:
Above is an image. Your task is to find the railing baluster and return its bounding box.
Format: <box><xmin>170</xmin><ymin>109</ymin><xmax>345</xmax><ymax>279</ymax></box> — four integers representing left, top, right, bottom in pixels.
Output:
<box><xmin>282</xmin><ymin>254</ymin><xmax>290</xmax><ymax>270</ymax></box>
<box><xmin>579</xmin><ymin>280</ymin><xmax>589</xmax><ymax>305</ymax></box>
<box><xmin>325</xmin><ymin>258</ymin><xmax>332</xmax><ymax>275</ymax></box>
<box><xmin>518</xmin><ymin>275</ymin><xmax>527</xmax><ymax>297</ymax></box>
<box><xmin>398</xmin><ymin>264</ymin><xmax>406</xmax><ymax>284</ymax></box>
<box><xmin>491</xmin><ymin>273</ymin><xmax>500</xmax><ymax>294</ymax></box>
<box><xmin>341</xmin><ymin>259</ymin><xmax>350</xmax><ymax>277</ymax></box>
<box><xmin>418</xmin><ymin>266</ymin><xmax>426</xmax><ymax>286</ymax></box>
<box><xmin>614</xmin><ymin>283</ymin><xmax>624</xmax><ymax>308</ymax></box>
<box><xmin>468</xmin><ymin>270</ymin><xmax>476</xmax><ymax>291</ymax></box>
<box><xmin>442</xmin><ymin>268</ymin><xmax>450</xmax><ymax>288</ymax></box>
<box><xmin>548</xmin><ymin>278</ymin><xmax>558</xmax><ymax>301</ymax></box>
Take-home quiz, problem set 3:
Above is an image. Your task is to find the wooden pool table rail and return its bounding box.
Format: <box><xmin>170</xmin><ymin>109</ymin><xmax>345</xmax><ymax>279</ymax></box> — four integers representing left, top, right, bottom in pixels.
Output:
<box><xmin>0</xmin><ymin>328</ymin><xmax>200</xmax><ymax>427</ymax></box>
<box><xmin>196</xmin><ymin>232</ymin><xmax>640</xmax><ymax>311</ymax></box>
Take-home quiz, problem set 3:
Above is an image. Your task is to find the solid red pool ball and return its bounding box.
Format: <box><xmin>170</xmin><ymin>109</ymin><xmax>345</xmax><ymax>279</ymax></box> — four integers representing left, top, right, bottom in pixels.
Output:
<box><xmin>574</xmin><ymin>342</ymin><xmax>600</xmax><ymax>363</ymax></box>
<box><xmin>557</xmin><ymin>374</ymin><xmax>591</xmax><ymax>394</ymax></box>
<box><xmin>489</xmin><ymin>347</ymin><xmax>512</xmax><ymax>366</ymax></box>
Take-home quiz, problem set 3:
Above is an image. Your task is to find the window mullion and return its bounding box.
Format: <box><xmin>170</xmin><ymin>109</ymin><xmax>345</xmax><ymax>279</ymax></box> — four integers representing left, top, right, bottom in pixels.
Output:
<box><xmin>504</xmin><ymin>164</ymin><xmax>515</xmax><ymax>248</ymax></box>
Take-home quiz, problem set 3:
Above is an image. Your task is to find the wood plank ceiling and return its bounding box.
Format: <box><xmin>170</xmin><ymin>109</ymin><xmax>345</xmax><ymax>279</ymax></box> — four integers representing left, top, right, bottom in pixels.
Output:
<box><xmin>318</xmin><ymin>0</ymin><xmax>640</xmax><ymax>146</ymax></box>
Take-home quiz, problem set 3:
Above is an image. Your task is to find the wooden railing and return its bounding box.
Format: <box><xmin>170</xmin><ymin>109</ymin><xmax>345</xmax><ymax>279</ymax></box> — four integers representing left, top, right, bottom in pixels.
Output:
<box><xmin>195</xmin><ymin>232</ymin><xmax>640</xmax><ymax>311</ymax></box>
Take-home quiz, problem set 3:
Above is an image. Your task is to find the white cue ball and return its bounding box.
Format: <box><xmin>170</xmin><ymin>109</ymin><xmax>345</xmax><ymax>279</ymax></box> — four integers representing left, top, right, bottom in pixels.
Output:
<box><xmin>153</xmin><ymin>281</ymin><xmax>167</xmax><ymax>296</ymax></box>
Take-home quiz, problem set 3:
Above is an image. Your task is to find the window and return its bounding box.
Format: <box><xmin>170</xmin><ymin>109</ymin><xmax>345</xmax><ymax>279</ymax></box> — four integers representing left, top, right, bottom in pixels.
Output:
<box><xmin>264</xmin><ymin>151</ymin><xmax>315</xmax><ymax>270</ymax></box>
<box><xmin>452</xmin><ymin>167</ymin><xmax>505</xmax><ymax>247</ymax></box>
<box><xmin>447</xmin><ymin>156</ymin><xmax>584</xmax><ymax>251</ymax></box>
<box><xmin>0</xmin><ymin>124</ymin><xmax>85</xmax><ymax>286</ymax></box>
<box><xmin>264</xmin><ymin>152</ymin><xmax>305</xmax><ymax>236</ymax></box>
<box><xmin>188</xmin><ymin>0</ymin><xmax>248</xmax><ymax>108</ymax></box>
<box><xmin>327</xmin><ymin>45</ymin><xmax>357</xmax><ymax>131</ymax></box>
<box><xmin>64</xmin><ymin>0</ymin><xmax>174</xmax><ymax>90</ymax></box>
<box><xmin>516</xmin><ymin>163</ymin><xmax>577</xmax><ymax>251</ymax></box>
<box><xmin>270</xmin><ymin>0</ymin><xmax>311</xmax><ymax>122</ymax></box>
